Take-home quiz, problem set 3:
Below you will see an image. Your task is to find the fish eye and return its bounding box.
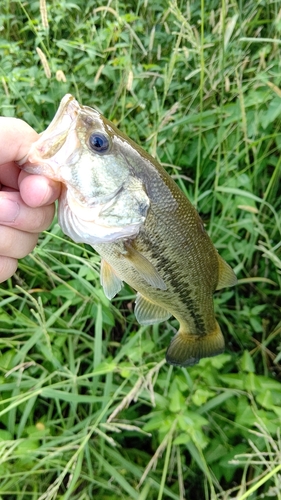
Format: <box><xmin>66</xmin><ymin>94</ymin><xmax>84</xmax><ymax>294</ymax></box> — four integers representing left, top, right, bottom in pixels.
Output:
<box><xmin>89</xmin><ymin>132</ymin><xmax>110</xmax><ymax>153</ymax></box>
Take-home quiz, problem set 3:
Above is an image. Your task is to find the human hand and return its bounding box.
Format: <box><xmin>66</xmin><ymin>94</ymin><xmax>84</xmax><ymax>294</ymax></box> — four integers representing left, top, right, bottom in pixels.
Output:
<box><xmin>0</xmin><ymin>117</ymin><xmax>61</xmax><ymax>283</ymax></box>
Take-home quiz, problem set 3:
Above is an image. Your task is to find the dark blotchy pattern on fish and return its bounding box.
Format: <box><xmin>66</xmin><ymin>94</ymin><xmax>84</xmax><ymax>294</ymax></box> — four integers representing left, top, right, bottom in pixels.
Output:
<box><xmin>135</xmin><ymin>229</ymin><xmax>208</xmax><ymax>335</ymax></box>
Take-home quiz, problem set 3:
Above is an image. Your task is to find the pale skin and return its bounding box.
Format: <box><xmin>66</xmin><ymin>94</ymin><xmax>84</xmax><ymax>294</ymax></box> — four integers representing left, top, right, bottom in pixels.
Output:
<box><xmin>0</xmin><ymin>117</ymin><xmax>61</xmax><ymax>283</ymax></box>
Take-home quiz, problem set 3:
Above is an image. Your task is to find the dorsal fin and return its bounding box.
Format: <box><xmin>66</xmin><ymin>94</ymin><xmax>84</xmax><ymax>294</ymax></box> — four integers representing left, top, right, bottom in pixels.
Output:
<box><xmin>100</xmin><ymin>259</ymin><xmax>123</xmax><ymax>299</ymax></box>
<box><xmin>135</xmin><ymin>293</ymin><xmax>171</xmax><ymax>325</ymax></box>
<box><xmin>216</xmin><ymin>254</ymin><xmax>237</xmax><ymax>290</ymax></box>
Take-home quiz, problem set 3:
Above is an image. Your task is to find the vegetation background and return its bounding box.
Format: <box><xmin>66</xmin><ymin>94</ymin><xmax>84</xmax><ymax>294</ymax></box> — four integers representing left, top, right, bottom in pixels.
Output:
<box><xmin>0</xmin><ymin>0</ymin><xmax>281</xmax><ymax>498</ymax></box>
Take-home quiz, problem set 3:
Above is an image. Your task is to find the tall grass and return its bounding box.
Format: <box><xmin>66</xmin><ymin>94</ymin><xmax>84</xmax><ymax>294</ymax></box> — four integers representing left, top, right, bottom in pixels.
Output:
<box><xmin>0</xmin><ymin>1</ymin><xmax>280</xmax><ymax>498</ymax></box>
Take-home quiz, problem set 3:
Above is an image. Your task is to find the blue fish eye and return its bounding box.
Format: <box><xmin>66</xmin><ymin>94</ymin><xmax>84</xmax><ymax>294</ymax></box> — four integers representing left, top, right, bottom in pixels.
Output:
<box><xmin>89</xmin><ymin>133</ymin><xmax>110</xmax><ymax>153</ymax></box>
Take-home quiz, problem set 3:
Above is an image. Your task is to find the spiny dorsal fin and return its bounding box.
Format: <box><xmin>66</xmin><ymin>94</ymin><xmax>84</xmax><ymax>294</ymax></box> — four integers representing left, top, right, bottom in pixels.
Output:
<box><xmin>100</xmin><ymin>259</ymin><xmax>123</xmax><ymax>299</ymax></box>
<box><xmin>166</xmin><ymin>322</ymin><xmax>225</xmax><ymax>366</ymax></box>
<box><xmin>124</xmin><ymin>243</ymin><xmax>167</xmax><ymax>290</ymax></box>
<box><xmin>216</xmin><ymin>254</ymin><xmax>237</xmax><ymax>291</ymax></box>
<box><xmin>135</xmin><ymin>293</ymin><xmax>171</xmax><ymax>325</ymax></box>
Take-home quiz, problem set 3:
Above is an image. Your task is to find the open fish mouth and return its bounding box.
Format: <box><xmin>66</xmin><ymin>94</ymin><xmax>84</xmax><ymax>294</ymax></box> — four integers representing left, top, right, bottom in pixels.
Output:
<box><xmin>39</xmin><ymin>94</ymin><xmax>79</xmax><ymax>154</ymax></box>
<box><xmin>18</xmin><ymin>94</ymin><xmax>81</xmax><ymax>178</ymax></box>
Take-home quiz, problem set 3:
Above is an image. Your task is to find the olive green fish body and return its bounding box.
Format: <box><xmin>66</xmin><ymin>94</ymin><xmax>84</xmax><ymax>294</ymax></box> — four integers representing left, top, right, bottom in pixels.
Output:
<box><xmin>93</xmin><ymin>156</ymin><xmax>229</xmax><ymax>365</ymax></box>
<box><xmin>19</xmin><ymin>94</ymin><xmax>237</xmax><ymax>366</ymax></box>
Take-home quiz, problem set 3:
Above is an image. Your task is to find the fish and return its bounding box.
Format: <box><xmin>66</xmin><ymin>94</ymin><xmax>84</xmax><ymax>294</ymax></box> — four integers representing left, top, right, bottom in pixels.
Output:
<box><xmin>18</xmin><ymin>94</ymin><xmax>237</xmax><ymax>366</ymax></box>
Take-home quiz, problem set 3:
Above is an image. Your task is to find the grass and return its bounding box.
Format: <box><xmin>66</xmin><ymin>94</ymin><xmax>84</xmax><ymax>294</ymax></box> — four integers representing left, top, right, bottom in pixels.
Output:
<box><xmin>0</xmin><ymin>0</ymin><xmax>281</xmax><ymax>498</ymax></box>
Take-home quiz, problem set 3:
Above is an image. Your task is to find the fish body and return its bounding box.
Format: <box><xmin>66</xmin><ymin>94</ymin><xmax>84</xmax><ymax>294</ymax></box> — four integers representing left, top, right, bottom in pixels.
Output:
<box><xmin>19</xmin><ymin>94</ymin><xmax>237</xmax><ymax>366</ymax></box>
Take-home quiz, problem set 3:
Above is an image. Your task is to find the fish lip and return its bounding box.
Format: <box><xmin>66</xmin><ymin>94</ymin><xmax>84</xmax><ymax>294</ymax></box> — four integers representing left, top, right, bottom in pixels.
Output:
<box><xmin>17</xmin><ymin>95</ymin><xmax>77</xmax><ymax>166</ymax></box>
<box><xmin>48</xmin><ymin>94</ymin><xmax>77</xmax><ymax>125</ymax></box>
<box><xmin>63</xmin><ymin>94</ymin><xmax>81</xmax><ymax>120</ymax></box>
<box><xmin>45</xmin><ymin>94</ymin><xmax>80</xmax><ymax>129</ymax></box>
<box><xmin>17</xmin><ymin>94</ymin><xmax>82</xmax><ymax>176</ymax></box>
<box><xmin>37</xmin><ymin>94</ymin><xmax>80</xmax><ymax>154</ymax></box>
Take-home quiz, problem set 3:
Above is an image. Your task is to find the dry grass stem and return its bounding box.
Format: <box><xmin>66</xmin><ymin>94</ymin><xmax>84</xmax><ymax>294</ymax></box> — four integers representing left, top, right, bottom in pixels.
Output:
<box><xmin>39</xmin><ymin>0</ymin><xmax>49</xmax><ymax>29</ymax></box>
<box><xmin>107</xmin><ymin>377</ymin><xmax>143</xmax><ymax>423</ymax></box>
<box><xmin>138</xmin><ymin>420</ymin><xmax>177</xmax><ymax>488</ymax></box>
<box><xmin>36</xmin><ymin>47</ymin><xmax>51</xmax><ymax>78</ymax></box>
<box><xmin>56</xmin><ymin>70</ymin><xmax>67</xmax><ymax>82</ymax></box>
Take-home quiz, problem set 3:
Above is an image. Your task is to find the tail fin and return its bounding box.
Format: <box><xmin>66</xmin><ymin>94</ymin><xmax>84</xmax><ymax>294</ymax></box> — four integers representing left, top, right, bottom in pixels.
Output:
<box><xmin>166</xmin><ymin>322</ymin><xmax>225</xmax><ymax>367</ymax></box>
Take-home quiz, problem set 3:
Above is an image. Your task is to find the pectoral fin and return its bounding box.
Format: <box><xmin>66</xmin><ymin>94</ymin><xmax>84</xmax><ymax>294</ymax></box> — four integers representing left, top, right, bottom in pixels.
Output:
<box><xmin>216</xmin><ymin>254</ymin><xmax>237</xmax><ymax>290</ymax></box>
<box><xmin>124</xmin><ymin>243</ymin><xmax>167</xmax><ymax>290</ymax></box>
<box><xmin>135</xmin><ymin>293</ymin><xmax>171</xmax><ymax>325</ymax></box>
<box><xmin>166</xmin><ymin>321</ymin><xmax>225</xmax><ymax>366</ymax></box>
<box><xmin>100</xmin><ymin>259</ymin><xmax>123</xmax><ymax>299</ymax></box>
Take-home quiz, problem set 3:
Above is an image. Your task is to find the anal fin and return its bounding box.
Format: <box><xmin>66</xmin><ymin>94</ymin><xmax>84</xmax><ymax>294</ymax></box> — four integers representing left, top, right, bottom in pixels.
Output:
<box><xmin>124</xmin><ymin>243</ymin><xmax>167</xmax><ymax>291</ymax></box>
<box><xmin>100</xmin><ymin>259</ymin><xmax>123</xmax><ymax>299</ymax></box>
<box><xmin>166</xmin><ymin>321</ymin><xmax>225</xmax><ymax>367</ymax></box>
<box><xmin>135</xmin><ymin>293</ymin><xmax>171</xmax><ymax>325</ymax></box>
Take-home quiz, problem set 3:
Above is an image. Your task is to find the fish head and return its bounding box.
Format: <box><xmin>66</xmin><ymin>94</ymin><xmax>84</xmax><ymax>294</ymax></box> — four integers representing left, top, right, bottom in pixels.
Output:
<box><xmin>19</xmin><ymin>94</ymin><xmax>150</xmax><ymax>244</ymax></box>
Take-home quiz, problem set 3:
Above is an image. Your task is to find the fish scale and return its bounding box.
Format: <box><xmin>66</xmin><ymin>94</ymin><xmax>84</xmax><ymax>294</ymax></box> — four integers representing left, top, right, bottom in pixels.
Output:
<box><xmin>19</xmin><ymin>94</ymin><xmax>237</xmax><ymax>367</ymax></box>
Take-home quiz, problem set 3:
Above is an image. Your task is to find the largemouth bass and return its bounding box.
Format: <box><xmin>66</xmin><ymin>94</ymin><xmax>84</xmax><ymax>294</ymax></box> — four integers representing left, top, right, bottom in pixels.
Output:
<box><xmin>19</xmin><ymin>94</ymin><xmax>237</xmax><ymax>366</ymax></box>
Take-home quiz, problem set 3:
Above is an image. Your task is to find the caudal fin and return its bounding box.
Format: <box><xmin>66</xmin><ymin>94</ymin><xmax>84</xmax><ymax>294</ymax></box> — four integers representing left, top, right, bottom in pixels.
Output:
<box><xmin>166</xmin><ymin>322</ymin><xmax>225</xmax><ymax>367</ymax></box>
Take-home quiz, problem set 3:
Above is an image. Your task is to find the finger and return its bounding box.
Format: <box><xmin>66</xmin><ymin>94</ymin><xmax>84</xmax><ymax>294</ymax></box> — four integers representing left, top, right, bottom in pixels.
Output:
<box><xmin>18</xmin><ymin>172</ymin><xmax>61</xmax><ymax>207</ymax></box>
<box><xmin>0</xmin><ymin>192</ymin><xmax>55</xmax><ymax>233</ymax></box>
<box><xmin>0</xmin><ymin>225</ymin><xmax>39</xmax><ymax>259</ymax></box>
<box><xmin>0</xmin><ymin>256</ymin><xmax>18</xmax><ymax>283</ymax></box>
<box><xmin>0</xmin><ymin>162</ymin><xmax>20</xmax><ymax>190</ymax></box>
<box><xmin>0</xmin><ymin>117</ymin><xmax>39</xmax><ymax>165</ymax></box>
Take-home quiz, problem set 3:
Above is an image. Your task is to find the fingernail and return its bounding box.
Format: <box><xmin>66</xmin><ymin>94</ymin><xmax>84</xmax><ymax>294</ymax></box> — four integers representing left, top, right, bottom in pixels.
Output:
<box><xmin>0</xmin><ymin>199</ymin><xmax>20</xmax><ymax>223</ymax></box>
